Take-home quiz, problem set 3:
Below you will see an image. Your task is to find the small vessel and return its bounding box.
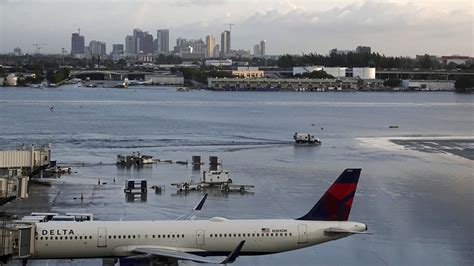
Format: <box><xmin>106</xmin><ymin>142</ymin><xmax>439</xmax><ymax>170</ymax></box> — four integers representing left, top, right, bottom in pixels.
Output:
<box><xmin>117</xmin><ymin>152</ymin><xmax>154</xmax><ymax>166</ymax></box>
<box><xmin>389</xmin><ymin>125</ymin><xmax>399</xmax><ymax>129</ymax></box>
<box><xmin>293</xmin><ymin>133</ymin><xmax>321</xmax><ymax>145</ymax></box>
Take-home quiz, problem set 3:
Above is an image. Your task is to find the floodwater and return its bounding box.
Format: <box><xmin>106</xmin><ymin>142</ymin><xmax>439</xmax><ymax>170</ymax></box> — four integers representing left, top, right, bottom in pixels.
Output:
<box><xmin>0</xmin><ymin>86</ymin><xmax>473</xmax><ymax>265</ymax></box>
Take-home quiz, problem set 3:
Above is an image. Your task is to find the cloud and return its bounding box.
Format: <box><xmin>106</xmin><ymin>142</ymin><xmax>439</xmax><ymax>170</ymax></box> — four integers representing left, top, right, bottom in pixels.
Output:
<box><xmin>232</xmin><ymin>1</ymin><xmax>473</xmax><ymax>56</ymax></box>
<box><xmin>170</xmin><ymin>0</ymin><xmax>228</xmax><ymax>6</ymax></box>
<box><xmin>0</xmin><ymin>0</ymin><xmax>472</xmax><ymax>56</ymax></box>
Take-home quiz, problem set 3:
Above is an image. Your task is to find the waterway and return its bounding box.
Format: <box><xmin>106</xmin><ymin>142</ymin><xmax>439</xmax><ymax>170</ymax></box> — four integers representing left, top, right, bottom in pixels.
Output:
<box><xmin>0</xmin><ymin>86</ymin><xmax>473</xmax><ymax>265</ymax></box>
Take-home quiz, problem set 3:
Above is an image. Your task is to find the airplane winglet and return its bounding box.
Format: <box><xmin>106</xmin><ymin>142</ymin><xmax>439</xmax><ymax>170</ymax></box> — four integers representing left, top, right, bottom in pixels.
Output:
<box><xmin>176</xmin><ymin>193</ymin><xmax>208</xmax><ymax>220</ymax></box>
<box><xmin>194</xmin><ymin>193</ymin><xmax>208</xmax><ymax>211</ymax></box>
<box><xmin>222</xmin><ymin>240</ymin><xmax>245</xmax><ymax>264</ymax></box>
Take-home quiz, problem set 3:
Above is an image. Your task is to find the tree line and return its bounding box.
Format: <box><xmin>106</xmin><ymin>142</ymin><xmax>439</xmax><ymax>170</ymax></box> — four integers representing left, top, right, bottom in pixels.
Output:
<box><xmin>276</xmin><ymin>53</ymin><xmax>471</xmax><ymax>70</ymax></box>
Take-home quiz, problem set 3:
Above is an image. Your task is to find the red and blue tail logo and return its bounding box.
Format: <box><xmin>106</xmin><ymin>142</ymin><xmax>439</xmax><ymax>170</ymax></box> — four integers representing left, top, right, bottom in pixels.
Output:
<box><xmin>297</xmin><ymin>168</ymin><xmax>361</xmax><ymax>221</ymax></box>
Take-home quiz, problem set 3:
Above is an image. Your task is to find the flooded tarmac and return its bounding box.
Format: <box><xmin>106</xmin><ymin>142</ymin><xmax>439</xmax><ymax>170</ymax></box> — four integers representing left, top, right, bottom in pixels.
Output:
<box><xmin>0</xmin><ymin>87</ymin><xmax>473</xmax><ymax>265</ymax></box>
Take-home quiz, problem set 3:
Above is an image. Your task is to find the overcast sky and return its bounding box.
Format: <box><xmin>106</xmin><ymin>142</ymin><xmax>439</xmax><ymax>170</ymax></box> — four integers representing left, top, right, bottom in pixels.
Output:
<box><xmin>0</xmin><ymin>0</ymin><xmax>472</xmax><ymax>56</ymax></box>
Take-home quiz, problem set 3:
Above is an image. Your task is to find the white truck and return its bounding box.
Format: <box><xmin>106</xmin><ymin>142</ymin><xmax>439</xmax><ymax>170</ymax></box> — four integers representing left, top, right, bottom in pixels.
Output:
<box><xmin>293</xmin><ymin>133</ymin><xmax>321</xmax><ymax>145</ymax></box>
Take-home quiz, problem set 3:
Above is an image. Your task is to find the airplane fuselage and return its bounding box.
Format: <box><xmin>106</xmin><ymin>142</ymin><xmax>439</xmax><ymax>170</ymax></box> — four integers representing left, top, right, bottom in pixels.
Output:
<box><xmin>32</xmin><ymin>219</ymin><xmax>365</xmax><ymax>259</ymax></box>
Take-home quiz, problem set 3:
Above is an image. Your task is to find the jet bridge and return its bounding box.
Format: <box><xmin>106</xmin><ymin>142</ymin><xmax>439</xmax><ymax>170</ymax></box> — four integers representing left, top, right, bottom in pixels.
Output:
<box><xmin>0</xmin><ymin>215</ymin><xmax>36</xmax><ymax>263</ymax></box>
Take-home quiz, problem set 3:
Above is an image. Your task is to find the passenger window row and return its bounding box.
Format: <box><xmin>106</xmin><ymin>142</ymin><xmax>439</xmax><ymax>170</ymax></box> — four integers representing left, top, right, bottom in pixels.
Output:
<box><xmin>108</xmin><ymin>234</ymin><xmax>186</xmax><ymax>239</ymax></box>
<box><xmin>209</xmin><ymin>233</ymin><xmax>292</xmax><ymax>238</ymax></box>
<box><xmin>36</xmin><ymin>232</ymin><xmax>292</xmax><ymax>241</ymax></box>
<box><xmin>36</xmin><ymin>236</ymin><xmax>92</xmax><ymax>241</ymax></box>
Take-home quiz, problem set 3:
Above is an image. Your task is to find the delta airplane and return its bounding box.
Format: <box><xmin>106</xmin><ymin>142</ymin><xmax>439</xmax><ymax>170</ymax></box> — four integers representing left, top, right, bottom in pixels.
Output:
<box><xmin>29</xmin><ymin>168</ymin><xmax>367</xmax><ymax>264</ymax></box>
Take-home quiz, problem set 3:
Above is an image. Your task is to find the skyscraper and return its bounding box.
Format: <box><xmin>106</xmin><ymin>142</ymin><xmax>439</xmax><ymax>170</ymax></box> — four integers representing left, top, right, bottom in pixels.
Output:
<box><xmin>206</xmin><ymin>35</ymin><xmax>216</xmax><ymax>58</ymax></box>
<box><xmin>133</xmin><ymin>28</ymin><xmax>144</xmax><ymax>53</ymax></box>
<box><xmin>88</xmin><ymin>40</ymin><xmax>106</xmax><ymax>56</ymax></box>
<box><xmin>125</xmin><ymin>35</ymin><xmax>135</xmax><ymax>55</ymax></box>
<box><xmin>71</xmin><ymin>32</ymin><xmax>85</xmax><ymax>57</ymax></box>
<box><xmin>157</xmin><ymin>29</ymin><xmax>170</xmax><ymax>54</ymax></box>
<box><xmin>220</xmin><ymin>30</ymin><xmax>230</xmax><ymax>57</ymax></box>
<box><xmin>112</xmin><ymin>44</ymin><xmax>124</xmax><ymax>53</ymax></box>
<box><xmin>213</xmin><ymin>45</ymin><xmax>220</xmax><ymax>59</ymax></box>
<box><xmin>143</xmin><ymin>32</ymin><xmax>154</xmax><ymax>54</ymax></box>
<box><xmin>260</xmin><ymin>40</ymin><xmax>266</xmax><ymax>56</ymax></box>
<box><xmin>191</xmin><ymin>39</ymin><xmax>206</xmax><ymax>54</ymax></box>
<box><xmin>253</xmin><ymin>44</ymin><xmax>261</xmax><ymax>56</ymax></box>
<box><xmin>356</xmin><ymin>46</ymin><xmax>371</xmax><ymax>54</ymax></box>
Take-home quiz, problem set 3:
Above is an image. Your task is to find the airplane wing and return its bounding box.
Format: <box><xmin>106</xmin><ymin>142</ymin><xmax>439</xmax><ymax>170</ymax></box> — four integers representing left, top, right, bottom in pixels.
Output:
<box><xmin>131</xmin><ymin>240</ymin><xmax>245</xmax><ymax>264</ymax></box>
<box><xmin>324</xmin><ymin>227</ymin><xmax>370</xmax><ymax>234</ymax></box>
<box><xmin>176</xmin><ymin>194</ymin><xmax>208</xmax><ymax>220</ymax></box>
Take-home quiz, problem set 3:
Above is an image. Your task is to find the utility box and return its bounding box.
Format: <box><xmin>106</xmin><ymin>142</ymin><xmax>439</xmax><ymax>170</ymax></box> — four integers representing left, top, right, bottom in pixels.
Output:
<box><xmin>124</xmin><ymin>179</ymin><xmax>147</xmax><ymax>193</ymax></box>
<box><xmin>203</xmin><ymin>170</ymin><xmax>231</xmax><ymax>184</ymax></box>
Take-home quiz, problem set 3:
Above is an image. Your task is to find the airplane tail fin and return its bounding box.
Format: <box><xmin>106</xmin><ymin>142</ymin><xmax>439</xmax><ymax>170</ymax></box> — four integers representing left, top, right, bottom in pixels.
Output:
<box><xmin>297</xmin><ymin>168</ymin><xmax>361</xmax><ymax>221</ymax></box>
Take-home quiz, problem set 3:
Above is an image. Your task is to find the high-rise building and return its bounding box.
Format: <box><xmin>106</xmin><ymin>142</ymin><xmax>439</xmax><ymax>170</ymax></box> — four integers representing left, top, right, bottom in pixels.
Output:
<box><xmin>213</xmin><ymin>45</ymin><xmax>220</xmax><ymax>58</ymax></box>
<box><xmin>356</xmin><ymin>46</ymin><xmax>371</xmax><ymax>54</ymax></box>
<box><xmin>125</xmin><ymin>35</ymin><xmax>135</xmax><ymax>55</ymax></box>
<box><xmin>143</xmin><ymin>32</ymin><xmax>154</xmax><ymax>54</ymax></box>
<box><xmin>133</xmin><ymin>28</ymin><xmax>144</xmax><ymax>53</ymax></box>
<box><xmin>220</xmin><ymin>30</ymin><xmax>230</xmax><ymax>57</ymax></box>
<box><xmin>260</xmin><ymin>40</ymin><xmax>266</xmax><ymax>56</ymax></box>
<box><xmin>157</xmin><ymin>29</ymin><xmax>170</xmax><ymax>54</ymax></box>
<box><xmin>71</xmin><ymin>32</ymin><xmax>85</xmax><ymax>57</ymax></box>
<box><xmin>112</xmin><ymin>44</ymin><xmax>124</xmax><ymax>53</ymax></box>
<box><xmin>206</xmin><ymin>35</ymin><xmax>216</xmax><ymax>58</ymax></box>
<box><xmin>13</xmin><ymin>47</ymin><xmax>22</xmax><ymax>56</ymax></box>
<box><xmin>111</xmin><ymin>44</ymin><xmax>124</xmax><ymax>61</ymax></box>
<box><xmin>253</xmin><ymin>44</ymin><xmax>261</xmax><ymax>56</ymax></box>
<box><xmin>191</xmin><ymin>39</ymin><xmax>206</xmax><ymax>54</ymax></box>
<box><xmin>88</xmin><ymin>40</ymin><xmax>106</xmax><ymax>56</ymax></box>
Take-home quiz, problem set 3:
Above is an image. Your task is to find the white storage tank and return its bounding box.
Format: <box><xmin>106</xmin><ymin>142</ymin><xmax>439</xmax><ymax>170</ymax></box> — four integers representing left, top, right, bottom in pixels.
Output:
<box><xmin>322</xmin><ymin>67</ymin><xmax>347</xmax><ymax>78</ymax></box>
<box><xmin>6</xmin><ymin>74</ymin><xmax>18</xmax><ymax>86</ymax></box>
<box><xmin>352</xmin><ymin>67</ymin><xmax>376</xmax><ymax>79</ymax></box>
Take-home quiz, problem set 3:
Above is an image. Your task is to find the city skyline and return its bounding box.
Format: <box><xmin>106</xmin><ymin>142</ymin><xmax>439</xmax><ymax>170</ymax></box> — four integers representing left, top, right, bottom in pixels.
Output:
<box><xmin>0</xmin><ymin>0</ymin><xmax>472</xmax><ymax>57</ymax></box>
